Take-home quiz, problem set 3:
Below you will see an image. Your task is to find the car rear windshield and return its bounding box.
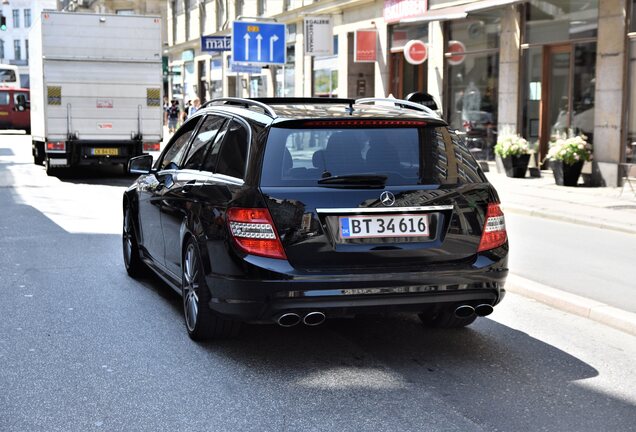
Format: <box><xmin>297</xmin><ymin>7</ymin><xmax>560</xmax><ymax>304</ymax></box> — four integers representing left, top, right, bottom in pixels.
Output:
<box><xmin>260</xmin><ymin>126</ymin><xmax>486</xmax><ymax>187</ymax></box>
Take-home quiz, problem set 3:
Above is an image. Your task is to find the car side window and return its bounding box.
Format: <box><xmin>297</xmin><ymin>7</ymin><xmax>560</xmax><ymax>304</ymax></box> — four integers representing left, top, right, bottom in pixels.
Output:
<box><xmin>182</xmin><ymin>116</ymin><xmax>227</xmax><ymax>170</ymax></box>
<box><xmin>216</xmin><ymin>120</ymin><xmax>249</xmax><ymax>179</ymax></box>
<box><xmin>159</xmin><ymin>117</ymin><xmax>200</xmax><ymax>170</ymax></box>
<box><xmin>0</xmin><ymin>92</ymin><xmax>9</xmax><ymax>106</ymax></box>
<box><xmin>201</xmin><ymin>121</ymin><xmax>229</xmax><ymax>173</ymax></box>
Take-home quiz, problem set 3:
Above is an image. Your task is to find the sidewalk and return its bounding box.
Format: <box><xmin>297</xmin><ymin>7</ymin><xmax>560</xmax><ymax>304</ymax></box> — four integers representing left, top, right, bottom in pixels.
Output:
<box><xmin>484</xmin><ymin>165</ymin><xmax>636</xmax><ymax>336</ymax></box>
<box><xmin>485</xmin><ymin>165</ymin><xmax>636</xmax><ymax>235</ymax></box>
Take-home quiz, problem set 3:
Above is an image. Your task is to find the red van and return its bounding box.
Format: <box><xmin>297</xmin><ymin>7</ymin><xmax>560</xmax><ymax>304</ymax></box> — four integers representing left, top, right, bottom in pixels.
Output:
<box><xmin>0</xmin><ymin>87</ymin><xmax>30</xmax><ymax>134</ymax></box>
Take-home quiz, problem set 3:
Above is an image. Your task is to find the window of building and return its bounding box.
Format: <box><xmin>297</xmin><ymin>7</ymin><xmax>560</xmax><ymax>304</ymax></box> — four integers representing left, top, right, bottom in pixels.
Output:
<box><xmin>14</xmin><ymin>40</ymin><xmax>21</xmax><ymax>61</ymax></box>
<box><xmin>445</xmin><ymin>14</ymin><xmax>500</xmax><ymax>158</ymax></box>
<box><xmin>313</xmin><ymin>35</ymin><xmax>338</xmax><ymax>98</ymax></box>
<box><xmin>0</xmin><ymin>40</ymin><xmax>4</xmax><ymax>60</ymax></box>
<box><xmin>171</xmin><ymin>0</ymin><xmax>178</xmax><ymax>45</ymax></box>
<box><xmin>632</xmin><ymin>0</ymin><xmax>636</xmax><ymax>33</ymax></box>
<box><xmin>184</xmin><ymin>0</ymin><xmax>191</xmax><ymax>39</ymax></box>
<box><xmin>525</xmin><ymin>0</ymin><xmax>598</xmax><ymax>44</ymax></box>
<box><xmin>12</xmin><ymin>9</ymin><xmax>20</xmax><ymax>28</ymax></box>
<box><xmin>24</xmin><ymin>9</ymin><xmax>31</xmax><ymax>28</ymax></box>
<box><xmin>216</xmin><ymin>0</ymin><xmax>224</xmax><ymax>31</ymax></box>
<box><xmin>25</xmin><ymin>39</ymin><xmax>28</xmax><ymax>61</ymax></box>
<box><xmin>389</xmin><ymin>24</ymin><xmax>428</xmax><ymax>99</ymax></box>
<box><xmin>276</xmin><ymin>46</ymin><xmax>295</xmax><ymax>97</ymax></box>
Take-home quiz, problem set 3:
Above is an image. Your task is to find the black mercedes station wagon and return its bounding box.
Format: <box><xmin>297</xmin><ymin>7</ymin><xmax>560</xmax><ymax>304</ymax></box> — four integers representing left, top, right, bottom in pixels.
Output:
<box><xmin>122</xmin><ymin>97</ymin><xmax>508</xmax><ymax>340</ymax></box>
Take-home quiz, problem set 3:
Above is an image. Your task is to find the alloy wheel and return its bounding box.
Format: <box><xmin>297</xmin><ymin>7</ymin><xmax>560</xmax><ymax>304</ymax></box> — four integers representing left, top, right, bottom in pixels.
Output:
<box><xmin>183</xmin><ymin>244</ymin><xmax>200</xmax><ymax>332</ymax></box>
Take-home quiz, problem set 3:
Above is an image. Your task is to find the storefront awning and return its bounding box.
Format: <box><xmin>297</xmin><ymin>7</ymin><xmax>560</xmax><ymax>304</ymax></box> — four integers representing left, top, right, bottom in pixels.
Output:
<box><xmin>400</xmin><ymin>0</ymin><xmax>524</xmax><ymax>24</ymax></box>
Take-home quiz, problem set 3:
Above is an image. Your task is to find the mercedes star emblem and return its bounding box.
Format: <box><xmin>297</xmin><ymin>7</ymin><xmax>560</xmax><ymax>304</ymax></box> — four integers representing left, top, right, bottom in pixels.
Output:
<box><xmin>380</xmin><ymin>191</ymin><xmax>396</xmax><ymax>207</ymax></box>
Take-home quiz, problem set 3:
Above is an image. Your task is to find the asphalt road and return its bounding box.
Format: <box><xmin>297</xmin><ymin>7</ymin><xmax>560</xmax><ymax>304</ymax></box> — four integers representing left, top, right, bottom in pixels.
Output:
<box><xmin>506</xmin><ymin>213</ymin><xmax>636</xmax><ymax>313</ymax></box>
<box><xmin>1</xmin><ymin>134</ymin><xmax>635</xmax><ymax>432</ymax></box>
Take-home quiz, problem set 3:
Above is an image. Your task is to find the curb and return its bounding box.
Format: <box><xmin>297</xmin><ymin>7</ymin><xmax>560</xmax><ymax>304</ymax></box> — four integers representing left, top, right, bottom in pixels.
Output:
<box><xmin>500</xmin><ymin>204</ymin><xmax>636</xmax><ymax>236</ymax></box>
<box><xmin>505</xmin><ymin>274</ymin><xmax>636</xmax><ymax>337</ymax></box>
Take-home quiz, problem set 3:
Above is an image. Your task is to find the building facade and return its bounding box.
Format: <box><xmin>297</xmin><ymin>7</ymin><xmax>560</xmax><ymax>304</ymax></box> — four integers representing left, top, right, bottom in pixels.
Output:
<box><xmin>166</xmin><ymin>0</ymin><xmax>636</xmax><ymax>187</ymax></box>
<box><xmin>0</xmin><ymin>0</ymin><xmax>57</xmax><ymax>86</ymax></box>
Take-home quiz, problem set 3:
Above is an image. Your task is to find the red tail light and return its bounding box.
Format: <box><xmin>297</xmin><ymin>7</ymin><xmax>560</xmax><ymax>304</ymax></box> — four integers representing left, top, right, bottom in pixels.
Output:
<box><xmin>227</xmin><ymin>208</ymin><xmax>287</xmax><ymax>260</ymax></box>
<box><xmin>143</xmin><ymin>142</ymin><xmax>160</xmax><ymax>152</ymax></box>
<box><xmin>477</xmin><ymin>203</ymin><xmax>507</xmax><ymax>252</ymax></box>
<box><xmin>46</xmin><ymin>141</ymin><xmax>66</xmax><ymax>151</ymax></box>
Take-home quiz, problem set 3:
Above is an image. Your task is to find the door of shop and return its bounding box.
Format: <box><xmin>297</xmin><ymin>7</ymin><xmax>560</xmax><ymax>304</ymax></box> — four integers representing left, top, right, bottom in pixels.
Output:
<box><xmin>539</xmin><ymin>43</ymin><xmax>596</xmax><ymax>160</ymax></box>
<box><xmin>389</xmin><ymin>52</ymin><xmax>426</xmax><ymax>99</ymax></box>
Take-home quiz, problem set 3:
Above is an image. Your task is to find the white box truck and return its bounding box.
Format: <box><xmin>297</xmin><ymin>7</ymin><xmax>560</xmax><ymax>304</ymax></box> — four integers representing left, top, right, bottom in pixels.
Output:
<box><xmin>29</xmin><ymin>12</ymin><xmax>163</xmax><ymax>175</ymax></box>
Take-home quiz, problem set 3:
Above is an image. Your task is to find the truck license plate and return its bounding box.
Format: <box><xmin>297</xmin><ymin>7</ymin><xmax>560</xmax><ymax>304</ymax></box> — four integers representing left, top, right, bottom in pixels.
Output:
<box><xmin>339</xmin><ymin>214</ymin><xmax>430</xmax><ymax>239</ymax></box>
<box><xmin>92</xmin><ymin>148</ymin><xmax>119</xmax><ymax>156</ymax></box>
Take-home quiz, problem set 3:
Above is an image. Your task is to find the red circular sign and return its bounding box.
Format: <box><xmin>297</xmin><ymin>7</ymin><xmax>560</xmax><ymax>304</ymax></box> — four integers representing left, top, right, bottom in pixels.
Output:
<box><xmin>447</xmin><ymin>40</ymin><xmax>466</xmax><ymax>66</ymax></box>
<box><xmin>403</xmin><ymin>40</ymin><xmax>428</xmax><ymax>65</ymax></box>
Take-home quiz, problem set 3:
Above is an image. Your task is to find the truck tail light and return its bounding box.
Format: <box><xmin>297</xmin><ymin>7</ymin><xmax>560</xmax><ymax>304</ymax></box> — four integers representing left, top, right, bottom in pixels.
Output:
<box><xmin>46</xmin><ymin>141</ymin><xmax>66</xmax><ymax>151</ymax></box>
<box><xmin>477</xmin><ymin>203</ymin><xmax>507</xmax><ymax>252</ymax></box>
<box><xmin>227</xmin><ymin>208</ymin><xmax>287</xmax><ymax>260</ymax></box>
<box><xmin>143</xmin><ymin>142</ymin><xmax>160</xmax><ymax>152</ymax></box>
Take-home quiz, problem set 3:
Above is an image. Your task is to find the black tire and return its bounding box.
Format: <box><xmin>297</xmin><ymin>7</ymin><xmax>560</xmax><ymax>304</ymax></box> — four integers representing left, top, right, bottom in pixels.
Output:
<box><xmin>33</xmin><ymin>153</ymin><xmax>44</xmax><ymax>166</ymax></box>
<box><xmin>419</xmin><ymin>307</ymin><xmax>477</xmax><ymax>329</ymax></box>
<box><xmin>182</xmin><ymin>238</ymin><xmax>241</xmax><ymax>341</ymax></box>
<box><xmin>122</xmin><ymin>205</ymin><xmax>147</xmax><ymax>278</ymax></box>
<box><xmin>44</xmin><ymin>159</ymin><xmax>60</xmax><ymax>177</ymax></box>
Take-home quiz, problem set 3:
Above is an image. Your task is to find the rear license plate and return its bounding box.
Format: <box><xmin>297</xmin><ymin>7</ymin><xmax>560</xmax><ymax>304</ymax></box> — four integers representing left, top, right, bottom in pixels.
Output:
<box><xmin>92</xmin><ymin>148</ymin><xmax>119</xmax><ymax>156</ymax></box>
<box><xmin>339</xmin><ymin>214</ymin><xmax>430</xmax><ymax>239</ymax></box>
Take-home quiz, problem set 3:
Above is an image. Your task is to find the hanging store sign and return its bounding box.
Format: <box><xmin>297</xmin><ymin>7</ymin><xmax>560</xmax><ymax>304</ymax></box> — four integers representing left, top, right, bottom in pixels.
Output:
<box><xmin>403</xmin><ymin>40</ymin><xmax>428</xmax><ymax>64</ymax></box>
<box><xmin>304</xmin><ymin>16</ymin><xmax>333</xmax><ymax>56</ymax></box>
<box><xmin>354</xmin><ymin>30</ymin><xmax>377</xmax><ymax>63</ymax></box>
<box><xmin>447</xmin><ymin>40</ymin><xmax>466</xmax><ymax>66</ymax></box>
<box><xmin>384</xmin><ymin>0</ymin><xmax>428</xmax><ymax>24</ymax></box>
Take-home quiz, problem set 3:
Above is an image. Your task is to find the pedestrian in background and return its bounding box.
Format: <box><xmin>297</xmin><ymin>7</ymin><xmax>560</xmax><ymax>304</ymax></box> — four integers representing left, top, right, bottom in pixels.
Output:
<box><xmin>167</xmin><ymin>100</ymin><xmax>180</xmax><ymax>133</ymax></box>
<box><xmin>188</xmin><ymin>97</ymin><xmax>201</xmax><ymax>118</ymax></box>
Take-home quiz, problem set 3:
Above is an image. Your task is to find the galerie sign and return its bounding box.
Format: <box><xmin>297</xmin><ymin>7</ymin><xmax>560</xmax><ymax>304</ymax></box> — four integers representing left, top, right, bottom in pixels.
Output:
<box><xmin>304</xmin><ymin>16</ymin><xmax>333</xmax><ymax>56</ymax></box>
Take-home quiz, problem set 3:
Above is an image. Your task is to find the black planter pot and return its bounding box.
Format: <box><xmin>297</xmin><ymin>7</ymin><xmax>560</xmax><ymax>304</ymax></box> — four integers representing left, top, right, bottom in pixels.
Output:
<box><xmin>502</xmin><ymin>154</ymin><xmax>530</xmax><ymax>178</ymax></box>
<box><xmin>551</xmin><ymin>160</ymin><xmax>584</xmax><ymax>186</ymax></box>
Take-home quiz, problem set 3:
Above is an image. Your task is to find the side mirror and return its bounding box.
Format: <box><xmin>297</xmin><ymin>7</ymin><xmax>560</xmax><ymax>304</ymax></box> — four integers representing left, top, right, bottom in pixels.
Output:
<box><xmin>128</xmin><ymin>154</ymin><xmax>154</xmax><ymax>174</ymax></box>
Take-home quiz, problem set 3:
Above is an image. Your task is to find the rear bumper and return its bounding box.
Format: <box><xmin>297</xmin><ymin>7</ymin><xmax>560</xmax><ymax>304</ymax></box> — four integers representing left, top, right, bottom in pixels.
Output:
<box><xmin>45</xmin><ymin>140</ymin><xmax>144</xmax><ymax>166</ymax></box>
<box><xmin>205</xmin><ymin>256</ymin><xmax>508</xmax><ymax>321</ymax></box>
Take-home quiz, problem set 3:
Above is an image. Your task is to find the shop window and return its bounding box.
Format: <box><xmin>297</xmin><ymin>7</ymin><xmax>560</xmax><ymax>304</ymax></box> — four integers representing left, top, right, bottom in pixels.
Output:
<box><xmin>313</xmin><ymin>37</ymin><xmax>338</xmax><ymax>97</ymax></box>
<box><xmin>627</xmin><ymin>38</ymin><xmax>636</xmax><ymax>163</ymax></box>
<box><xmin>525</xmin><ymin>0</ymin><xmax>598</xmax><ymax>44</ymax></box>
<box><xmin>446</xmin><ymin>17</ymin><xmax>500</xmax><ymax>159</ymax></box>
<box><xmin>276</xmin><ymin>46</ymin><xmax>296</xmax><ymax>97</ymax></box>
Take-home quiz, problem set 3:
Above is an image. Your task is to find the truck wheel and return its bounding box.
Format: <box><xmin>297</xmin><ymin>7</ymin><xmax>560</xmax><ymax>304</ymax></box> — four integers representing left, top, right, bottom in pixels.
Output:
<box><xmin>122</xmin><ymin>206</ymin><xmax>147</xmax><ymax>278</ymax></box>
<box><xmin>44</xmin><ymin>160</ymin><xmax>59</xmax><ymax>177</ymax></box>
<box><xmin>182</xmin><ymin>238</ymin><xmax>241</xmax><ymax>341</ymax></box>
<box><xmin>33</xmin><ymin>142</ymin><xmax>45</xmax><ymax>166</ymax></box>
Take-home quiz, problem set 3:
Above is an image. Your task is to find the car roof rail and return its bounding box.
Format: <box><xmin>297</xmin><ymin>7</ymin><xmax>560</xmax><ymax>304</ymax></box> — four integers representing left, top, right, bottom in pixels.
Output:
<box><xmin>202</xmin><ymin>97</ymin><xmax>277</xmax><ymax>118</ymax></box>
<box><xmin>355</xmin><ymin>97</ymin><xmax>439</xmax><ymax>117</ymax></box>
<box><xmin>252</xmin><ymin>97</ymin><xmax>355</xmax><ymax>106</ymax></box>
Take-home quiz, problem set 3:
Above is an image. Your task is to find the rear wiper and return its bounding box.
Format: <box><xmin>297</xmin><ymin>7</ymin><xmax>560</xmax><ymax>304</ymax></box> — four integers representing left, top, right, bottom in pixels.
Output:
<box><xmin>317</xmin><ymin>174</ymin><xmax>387</xmax><ymax>187</ymax></box>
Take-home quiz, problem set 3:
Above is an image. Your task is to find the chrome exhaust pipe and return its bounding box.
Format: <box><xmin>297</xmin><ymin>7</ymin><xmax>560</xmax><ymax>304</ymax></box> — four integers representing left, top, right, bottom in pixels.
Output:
<box><xmin>474</xmin><ymin>304</ymin><xmax>494</xmax><ymax>317</ymax></box>
<box><xmin>277</xmin><ymin>313</ymin><xmax>301</xmax><ymax>327</ymax></box>
<box><xmin>454</xmin><ymin>305</ymin><xmax>475</xmax><ymax>318</ymax></box>
<box><xmin>303</xmin><ymin>311</ymin><xmax>326</xmax><ymax>326</ymax></box>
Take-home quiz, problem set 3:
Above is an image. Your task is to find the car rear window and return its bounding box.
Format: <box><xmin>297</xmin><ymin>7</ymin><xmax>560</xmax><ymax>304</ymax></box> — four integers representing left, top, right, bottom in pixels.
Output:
<box><xmin>260</xmin><ymin>126</ymin><xmax>485</xmax><ymax>186</ymax></box>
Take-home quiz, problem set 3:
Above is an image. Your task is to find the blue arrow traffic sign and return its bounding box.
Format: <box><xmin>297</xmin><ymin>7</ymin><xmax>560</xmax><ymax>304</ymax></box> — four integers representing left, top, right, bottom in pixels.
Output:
<box><xmin>232</xmin><ymin>21</ymin><xmax>286</xmax><ymax>65</ymax></box>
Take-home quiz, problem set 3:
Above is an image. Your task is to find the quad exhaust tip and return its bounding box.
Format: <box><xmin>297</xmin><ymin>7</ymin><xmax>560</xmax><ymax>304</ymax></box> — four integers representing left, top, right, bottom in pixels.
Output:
<box><xmin>474</xmin><ymin>304</ymin><xmax>494</xmax><ymax>317</ymax></box>
<box><xmin>454</xmin><ymin>304</ymin><xmax>494</xmax><ymax>318</ymax></box>
<box><xmin>303</xmin><ymin>311</ymin><xmax>326</xmax><ymax>326</ymax></box>
<box><xmin>277</xmin><ymin>313</ymin><xmax>301</xmax><ymax>327</ymax></box>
